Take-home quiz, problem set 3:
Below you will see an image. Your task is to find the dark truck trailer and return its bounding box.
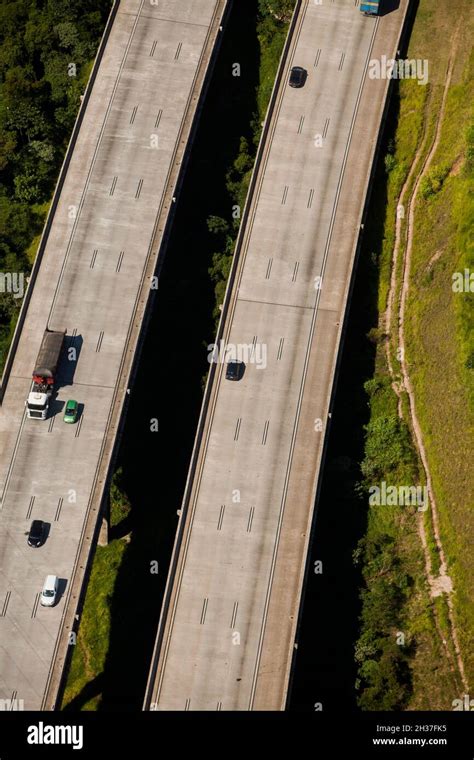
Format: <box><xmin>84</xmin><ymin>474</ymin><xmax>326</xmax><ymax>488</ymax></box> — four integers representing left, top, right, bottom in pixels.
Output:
<box><xmin>360</xmin><ymin>0</ymin><xmax>381</xmax><ymax>14</ymax></box>
<box><xmin>27</xmin><ymin>329</ymin><xmax>66</xmax><ymax>419</ymax></box>
<box><xmin>32</xmin><ymin>329</ymin><xmax>66</xmax><ymax>388</ymax></box>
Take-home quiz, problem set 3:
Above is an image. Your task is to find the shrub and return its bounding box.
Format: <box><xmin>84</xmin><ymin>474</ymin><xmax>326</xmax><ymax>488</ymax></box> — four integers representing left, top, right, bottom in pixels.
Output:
<box><xmin>419</xmin><ymin>163</ymin><xmax>450</xmax><ymax>199</ymax></box>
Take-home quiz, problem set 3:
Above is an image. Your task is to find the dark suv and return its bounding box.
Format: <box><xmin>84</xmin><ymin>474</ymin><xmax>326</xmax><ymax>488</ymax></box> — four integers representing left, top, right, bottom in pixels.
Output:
<box><xmin>27</xmin><ymin>520</ymin><xmax>46</xmax><ymax>548</ymax></box>
<box><xmin>289</xmin><ymin>66</ymin><xmax>307</xmax><ymax>88</ymax></box>
<box><xmin>225</xmin><ymin>361</ymin><xmax>245</xmax><ymax>381</ymax></box>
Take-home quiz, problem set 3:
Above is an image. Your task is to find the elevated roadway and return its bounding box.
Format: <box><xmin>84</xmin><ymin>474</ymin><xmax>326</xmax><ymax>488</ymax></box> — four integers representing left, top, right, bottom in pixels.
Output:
<box><xmin>0</xmin><ymin>0</ymin><xmax>228</xmax><ymax>710</ymax></box>
<box><xmin>145</xmin><ymin>0</ymin><xmax>410</xmax><ymax>711</ymax></box>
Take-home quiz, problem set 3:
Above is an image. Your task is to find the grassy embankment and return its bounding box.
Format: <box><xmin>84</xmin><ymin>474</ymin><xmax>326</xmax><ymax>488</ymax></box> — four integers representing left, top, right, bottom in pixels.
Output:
<box><xmin>355</xmin><ymin>0</ymin><xmax>474</xmax><ymax>710</ymax></box>
<box><xmin>61</xmin><ymin>470</ymin><xmax>130</xmax><ymax>711</ymax></box>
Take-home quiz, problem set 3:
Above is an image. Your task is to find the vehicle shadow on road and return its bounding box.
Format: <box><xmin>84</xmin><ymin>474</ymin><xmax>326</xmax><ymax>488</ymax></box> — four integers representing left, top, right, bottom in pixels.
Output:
<box><xmin>59</xmin><ymin>334</ymin><xmax>83</xmax><ymax>387</ymax></box>
<box><xmin>379</xmin><ymin>0</ymin><xmax>401</xmax><ymax>17</ymax></box>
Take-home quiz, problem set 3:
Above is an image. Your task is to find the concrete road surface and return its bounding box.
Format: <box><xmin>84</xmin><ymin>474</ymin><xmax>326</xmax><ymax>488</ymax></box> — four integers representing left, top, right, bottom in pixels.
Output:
<box><xmin>0</xmin><ymin>0</ymin><xmax>227</xmax><ymax>710</ymax></box>
<box><xmin>146</xmin><ymin>0</ymin><xmax>409</xmax><ymax>711</ymax></box>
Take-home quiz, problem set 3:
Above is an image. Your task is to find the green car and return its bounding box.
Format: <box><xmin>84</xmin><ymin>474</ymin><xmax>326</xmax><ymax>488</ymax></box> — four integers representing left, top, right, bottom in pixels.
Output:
<box><xmin>63</xmin><ymin>399</ymin><xmax>79</xmax><ymax>423</ymax></box>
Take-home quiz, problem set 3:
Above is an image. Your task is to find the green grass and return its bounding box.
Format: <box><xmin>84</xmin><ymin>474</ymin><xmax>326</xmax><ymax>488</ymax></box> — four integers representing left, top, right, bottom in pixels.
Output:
<box><xmin>354</xmin><ymin>0</ymin><xmax>474</xmax><ymax>709</ymax></box>
<box><xmin>398</xmin><ymin>3</ymin><xmax>474</xmax><ymax>687</ymax></box>
<box><xmin>256</xmin><ymin>21</ymin><xmax>290</xmax><ymax>127</ymax></box>
<box><xmin>404</xmin><ymin>149</ymin><xmax>474</xmax><ymax>687</ymax></box>
<box><xmin>377</xmin><ymin>78</ymin><xmax>428</xmax><ymax>315</ymax></box>
<box><xmin>109</xmin><ymin>468</ymin><xmax>131</xmax><ymax>529</ymax></box>
<box><xmin>61</xmin><ymin>538</ymin><xmax>128</xmax><ymax>710</ymax></box>
<box><xmin>61</xmin><ymin>477</ymin><xmax>131</xmax><ymax>710</ymax></box>
<box><xmin>24</xmin><ymin>203</ymin><xmax>50</xmax><ymax>265</ymax></box>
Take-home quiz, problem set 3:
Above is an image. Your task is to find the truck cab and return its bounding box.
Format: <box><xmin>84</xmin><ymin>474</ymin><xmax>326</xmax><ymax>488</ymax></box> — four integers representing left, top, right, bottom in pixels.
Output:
<box><xmin>26</xmin><ymin>391</ymin><xmax>49</xmax><ymax>420</ymax></box>
<box><xmin>360</xmin><ymin>0</ymin><xmax>381</xmax><ymax>14</ymax></box>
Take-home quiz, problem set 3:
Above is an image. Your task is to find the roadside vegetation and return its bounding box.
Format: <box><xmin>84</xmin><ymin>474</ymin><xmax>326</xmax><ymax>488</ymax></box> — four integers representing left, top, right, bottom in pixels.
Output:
<box><xmin>62</xmin><ymin>470</ymin><xmax>131</xmax><ymax>710</ymax></box>
<box><xmin>0</xmin><ymin>0</ymin><xmax>111</xmax><ymax>373</ymax></box>
<box><xmin>354</xmin><ymin>0</ymin><xmax>474</xmax><ymax>709</ymax></box>
<box><xmin>207</xmin><ymin>0</ymin><xmax>295</xmax><ymax>323</ymax></box>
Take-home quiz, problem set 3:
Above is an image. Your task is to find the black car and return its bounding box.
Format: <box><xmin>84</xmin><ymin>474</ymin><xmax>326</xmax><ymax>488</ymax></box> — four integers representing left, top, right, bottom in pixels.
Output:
<box><xmin>27</xmin><ymin>520</ymin><xmax>46</xmax><ymax>548</ymax></box>
<box><xmin>289</xmin><ymin>66</ymin><xmax>307</xmax><ymax>88</ymax></box>
<box><xmin>225</xmin><ymin>361</ymin><xmax>245</xmax><ymax>381</ymax></box>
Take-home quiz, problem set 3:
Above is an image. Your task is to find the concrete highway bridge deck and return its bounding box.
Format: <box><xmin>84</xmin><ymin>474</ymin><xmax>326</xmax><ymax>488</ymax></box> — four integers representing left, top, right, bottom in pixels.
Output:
<box><xmin>144</xmin><ymin>0</ymin><xmax>410</xmax><ymax>711</ymax></box>
<box><xmin>0</xmin><ymin>0</ymin><xmax>228</xmax><ymax>710</ymax></box>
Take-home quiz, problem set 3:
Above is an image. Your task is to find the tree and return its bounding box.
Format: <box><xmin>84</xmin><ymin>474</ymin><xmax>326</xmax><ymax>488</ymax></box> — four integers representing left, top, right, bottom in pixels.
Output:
<box><xmin>258</xmin><ymin>1</ymin><xmax>295</xmax><ymax>22</ymax></box>
<box><xmin>0</xmin><ymin>129</ymin><xmax>16</xmax><ymax>170</ymax></box>
<box><xmin>0</xmin><ymin>0</ymin><xmax>112</xmax><ymax>373</ymax></box>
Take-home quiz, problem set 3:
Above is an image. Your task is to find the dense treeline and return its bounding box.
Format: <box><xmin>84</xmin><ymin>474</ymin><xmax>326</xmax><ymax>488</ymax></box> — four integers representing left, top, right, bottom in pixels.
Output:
<box><xmin>0</xmin><ymin>0</ymin><xmax>111</xmax><ymax>370</ymax></box>
<box><xmin>207</xmin><ymin>0</ymin><xmax>295</xmax><ymax>322</ymax></box>
<box><xmin>354</xmin><ymin>387</ymin><xmax>417</xmax><ymax>709</ymax></box>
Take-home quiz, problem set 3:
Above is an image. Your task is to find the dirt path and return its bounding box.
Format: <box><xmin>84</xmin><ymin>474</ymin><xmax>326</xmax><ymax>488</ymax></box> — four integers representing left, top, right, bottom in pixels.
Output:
<box><xmin>384</xmin><ymin>32</ymin><xmax>468</xmax><ymax>694</ymax></box>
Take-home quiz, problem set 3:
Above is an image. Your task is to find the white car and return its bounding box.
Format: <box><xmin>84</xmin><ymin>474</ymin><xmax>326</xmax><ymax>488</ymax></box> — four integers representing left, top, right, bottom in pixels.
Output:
<box><xmin>40</xmin><ymin>575</ymin><xmax>59</xmax><ymax>607</ymax></box>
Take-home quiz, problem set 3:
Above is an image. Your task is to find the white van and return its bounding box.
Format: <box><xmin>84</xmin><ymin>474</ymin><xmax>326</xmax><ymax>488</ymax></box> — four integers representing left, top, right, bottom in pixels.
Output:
<box><xmin>40</xmin><ymin>575</ymin><xmax>59</xmax><ymax>607</ymax></box>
